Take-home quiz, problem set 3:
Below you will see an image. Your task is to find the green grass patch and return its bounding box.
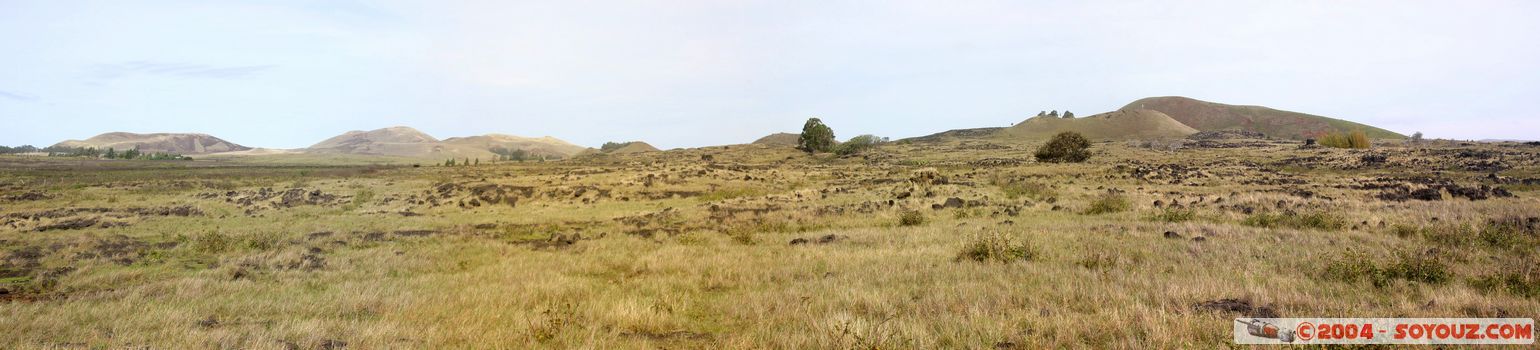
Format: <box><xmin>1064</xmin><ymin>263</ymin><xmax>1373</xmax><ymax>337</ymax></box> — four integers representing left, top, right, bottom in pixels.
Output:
<box><xmin>1242</xmin><ymin>211</ymin><xmax>1346</xmax><ymax>231</ymax></box>
<box><xmin>1082</xmin><ymin>193</ymin><xmax>1131</xmax><ymax>215</ymax></box>
<box><xmin>1324</xmin><ymin>251</ymin><xmax>1450</xmax><ymax>288</ymax></box>
<box><xmin>1147</xmin><ymin>208</ymin><xmax>1195</xmax><ymax>223</ymax></box>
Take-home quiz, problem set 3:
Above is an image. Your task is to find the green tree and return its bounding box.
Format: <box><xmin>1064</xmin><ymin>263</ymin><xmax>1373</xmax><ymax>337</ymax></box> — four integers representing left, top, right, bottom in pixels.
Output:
<box><xmin>601</xmin><ymin>142</ymin><xmax>628</xmax><ymax>152</ymax></box>
<box><xmin>835</xmin><ymin>134</ymin><xmax>884</xmax><ymax>156</ymax></box>
<box><xmin>105</xmin><ymin>148</ymin><xmax>117</xmax><ymax>159</ymax></box>
<box><xmin>797</xmin><ymin>118</ymin><xmax>836</xmax><ymax>153</ymax></box>
<box><xmin>1034</xmin><ymin>132</ymin><xmax>1092</xmax><ymax>163</ymax></box>
<box><xmin>1063</xmin><ymin>111</ymin><xmax>1075</xmax><ymax>119</ymax></box>
<box><xmin>1049</xmin><ymin>110</ymin><xmax>1059</xmax><ymax>117</ymax></box>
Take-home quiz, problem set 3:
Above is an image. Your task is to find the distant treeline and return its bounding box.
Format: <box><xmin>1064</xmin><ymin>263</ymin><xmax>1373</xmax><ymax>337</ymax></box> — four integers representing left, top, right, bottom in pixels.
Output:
<box><xmin>0</xmin><ymin>145</ymin><xmax>192</xmax><ymax>160</ymax></box>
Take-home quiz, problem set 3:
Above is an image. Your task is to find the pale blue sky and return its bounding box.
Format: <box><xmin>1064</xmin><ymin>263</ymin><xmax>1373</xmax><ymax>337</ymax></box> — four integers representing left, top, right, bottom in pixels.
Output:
<box><xmin>2</xmin><ymin>0</ymin><xmax>1537</xmax><ymax>149</ymax></box>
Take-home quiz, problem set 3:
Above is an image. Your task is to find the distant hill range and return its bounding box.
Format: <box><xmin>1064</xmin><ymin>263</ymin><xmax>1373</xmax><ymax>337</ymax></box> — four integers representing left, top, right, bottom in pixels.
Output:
<box><xmin>1000</xmin><ymin>109</ymin><xmax>1198</xmax><ymax>140</ymax></box>
<box><xmin>1123</xmin><ymin>96</ymin><xmax>1405</xmax><ymax>140</ymax></box>
<box><xmin>305</xmin><ymin>126</ymin><xmax>586</xmax><ymax>159</ymax></box>
<box><xmin>751</xmin><ymin>133</ymin><xmax>800</xmax><ymax>147</ymax></box>
<box><xmin>52</xmin><ymin>132</ymin><xmax>250</xmax><ymax>154</ymax></box>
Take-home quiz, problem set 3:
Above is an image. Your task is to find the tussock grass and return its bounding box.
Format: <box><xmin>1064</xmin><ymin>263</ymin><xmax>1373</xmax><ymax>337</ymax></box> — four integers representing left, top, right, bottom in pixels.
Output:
<box><xmin>1082</xmin><ymin>193</ymin><xmax>1131</xmax><ymax>215</ymax></box>
<box><xmin>955</xmin><ymin>232</ymin><xmax>1036</xmax><ymax>263</ymax></box>
<box><xmin>1241</xmin><ymin>211</ymin><xmax>1346</xmax><ymax>231</ymax></box>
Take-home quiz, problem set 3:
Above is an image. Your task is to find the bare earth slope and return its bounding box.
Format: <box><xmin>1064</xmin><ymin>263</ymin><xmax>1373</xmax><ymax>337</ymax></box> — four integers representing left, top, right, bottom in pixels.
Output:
<box><xmin>52</xmin><ymin>132</ymin><xmax>250</xmax><ymax>154</ymax></box>
<box><xmin>1123</xmin><ymin>96</ymin><xmax>1406</xmax><ymax>140</ymax></box>
<box><xmin>1000</xmin><ymin>109</ymin><xmax>1199</xmax><ymax>140</ymax></box>
<box><xmin>306</xmin><ymin>126</ymin><xmax>494</xmax><ymax>159</ymax></box>
<box><xmin>441</xmin><ymin>134</ymin><xmax>587</xmax><ymax>159</ymax></box>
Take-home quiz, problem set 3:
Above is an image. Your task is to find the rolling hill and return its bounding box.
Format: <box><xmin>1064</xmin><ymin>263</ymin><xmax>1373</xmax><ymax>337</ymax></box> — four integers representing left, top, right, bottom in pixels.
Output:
<box><xmin>1122</xmin><ymin>96</ymin><xmax>1405</xmax><ymax>139</ymax></box>
<box><xmin>607</xmin><ymin>141</ymin><xmax>660</xmax><ymax>154</ymax></box>
<box><xmin>751</xmin><ymin>133</ymin><xmax>800</xmax><ymax>147</ymax></box>
<box><xmin>999</xmin><ymin>109</ymin><xmax>1198</xmax><ymax>140</ymax></box>
<box><xmin>52</xmin><ymin>132</ymin><xmax>250</xmax><ymax>154</ymax></box>
<box><xmin>305</xmin><ymin>126</ymin><xmax>494</xmax><ymax>159</ymax></box>
<box><xmin>441</xmin><ymin>134</ymin><xmax>588</xmax><ymax>159</ymax></box>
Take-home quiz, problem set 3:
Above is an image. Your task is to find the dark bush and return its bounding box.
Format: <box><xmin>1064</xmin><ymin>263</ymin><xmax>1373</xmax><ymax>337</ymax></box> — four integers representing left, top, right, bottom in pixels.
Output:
<box><xmin>1034</xmin><ymin>132</ymin><xmax>1091</xmax><ymax>163</ymax></box>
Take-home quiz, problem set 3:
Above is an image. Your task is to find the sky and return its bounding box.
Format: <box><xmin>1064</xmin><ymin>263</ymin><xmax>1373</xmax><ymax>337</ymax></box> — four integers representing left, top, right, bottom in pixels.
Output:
<box><xmin>1</xmin><ymin>0</ymin><xmax>1537</xmax><ymax>149</ymax></box>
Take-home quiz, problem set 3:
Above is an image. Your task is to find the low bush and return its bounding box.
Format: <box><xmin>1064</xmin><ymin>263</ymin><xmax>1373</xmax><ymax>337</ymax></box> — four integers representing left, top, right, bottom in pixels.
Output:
<box><xmin>899</xmin><ymin>210</ymin><xmax>926</xmax><ymax>226</ymax></box>
<box><xmin>1083</xmin><ymin>193</ymin><xmax>1131</xmax><ymax>215</ymax></box>
<box><xmin>956</xmin><ymin>232</ymin><xmax>1035</xmax><ymax>263</ymax></box>
<box><xmin>1148</xmin><ymin>208</ymin><xmax>1195</xmax><ymax>223</ymax></box>
<box><xmin>1318</xmin><ymin>130</ymin><xmax>1371</xmax><ymax>149</ymax></box>
<box><xmin>1242</xmin><ymin>211</ymin><xmax>1346</xmax><ymax>231</ymax></box>
<box><xmin>1324</xmin><ymin>251</ymin><xmax>1449</xmax><ymax>288</ymax></box>
<box><xmin>1470</xmin><ymin>270</ymin><xmax>1540</xmax><ymax>300</ymax></box>
<box><xmin>1034</xmin><ymin>132</ymin><xmax>1092</xmax><ymax>163</ymax></box>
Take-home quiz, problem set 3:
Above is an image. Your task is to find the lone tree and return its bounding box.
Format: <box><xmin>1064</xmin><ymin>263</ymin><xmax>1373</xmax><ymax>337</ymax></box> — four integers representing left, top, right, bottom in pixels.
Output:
<box><xmin>1048</xmin><ymin>110</ymin><xmax>1059</xmax><ymax>117</ymax></box>
<box><xmin>1411</xmin><ymin>132</ymin><xmax>1424</xmax><ymax>144</ymax></box>
<box><xmin>1034</xmin><ymin>131</ymin><xmax>1092</xmax><ymax>163</ymax></box>
<box><xmin>798</xmin><ymin>118</ymin><xmax>836</xmax><ymax>153</ymax></box>
<box><xmin>1063</xmin><ymin>111</ymin><xmax>1075</xmax><ymax>119</ymax></box>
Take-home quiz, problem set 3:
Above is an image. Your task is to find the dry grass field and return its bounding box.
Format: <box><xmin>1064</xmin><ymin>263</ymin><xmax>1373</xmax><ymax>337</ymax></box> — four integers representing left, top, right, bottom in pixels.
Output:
<box><xmin>2</xmin><ymin>137</ymin><xmax>1538</xmax><ymax>348</ymax></box>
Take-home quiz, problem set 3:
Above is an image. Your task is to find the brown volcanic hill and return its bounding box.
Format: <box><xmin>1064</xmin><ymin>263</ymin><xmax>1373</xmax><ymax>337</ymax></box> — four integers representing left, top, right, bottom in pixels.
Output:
<box><xmin>1122</xmin><ymin>96</ymin><xmax>1406</xmax><ymax>140</ymax></box>
<box><xmin>52</xmin><ymin>132</ymin><xmax>250</xmax><ymax>154</ymax></box>
<box><xmin>306</xmin><ymin>126</ymin><xmax>493</xmax><ymax>159</ymax></box>
<box><xmin>441</xmin><ymin>134</ymin><xmax>587</xmax><ymax>159</ymax></box>
<box><xmin>751</xmin><ymin>133</ymin><xmax>801</xmax><ymax>147</ymax></box>
<box><xmin>607</xmin><ymin>141</ymin><xmax>660</xmax><ymax>154</ymax></box>
<box><xmin>1000</xmin><ymin>109</ymin><xmax>1198</xmax><ymax>140</ymax></box>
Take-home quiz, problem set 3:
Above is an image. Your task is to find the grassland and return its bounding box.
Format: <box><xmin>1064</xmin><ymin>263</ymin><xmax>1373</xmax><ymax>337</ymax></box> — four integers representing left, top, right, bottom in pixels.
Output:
<box><xmin>1</xmin><ymin>138</ymin><xmax>1537</xmax><ymax>348</ymax></box>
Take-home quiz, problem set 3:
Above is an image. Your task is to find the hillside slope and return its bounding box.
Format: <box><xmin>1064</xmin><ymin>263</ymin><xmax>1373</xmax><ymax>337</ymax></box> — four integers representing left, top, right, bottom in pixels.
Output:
<box><xmin>608</xmin><ymin>141</ymin><xmax>660</xmax><ymax>154</ymax></box>
<box><xmin>306</xmin><ymin>126</ymin><xmax>494</xmax><ymax>159</ymax></box>
<box><xmin>1000</xmin><ymin>109</ymin><xmax>1198</xmax><ymax>140</ymax></box>
<box><xmin>1123</xmin><ymin>96</ymin><xmax>1405</xmax><ymax>139</ymax></box>
<box><xmin>52</xmin><ymin>132</ymin><xmax>250</xmax><ymax>154</ymax></box>
<box><xmin>442</xmin><ymin>134</ymin><xmax>587</xmax><ymax>159</ymax></box>
<box><xmin>751</xmin><ymin>133</ymin><xmax>800</xmax><ymax>147</ymax></box>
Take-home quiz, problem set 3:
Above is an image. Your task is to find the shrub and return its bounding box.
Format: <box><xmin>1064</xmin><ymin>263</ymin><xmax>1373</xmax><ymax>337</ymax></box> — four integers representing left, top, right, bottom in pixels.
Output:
<box><xmin>1318</xmin><ymin>130</ymin><xmax>1371</xmax><ymax>149</ymax></box>
<box><xmin>1242</xmin><ymin>211</ymin><xmax>1346</xmax><ymax>231</ymax></box>
<box><xmin>1470</xmin><ymin>270</ymin><xmax>1540</xmax><ymax>300</ymax></box>
<box><xmin>798</xmin><ymin>118</ymin><xmax>836</xmax><ymax>153</ymax></box>
<box><xmin>898</xmin><ymin>210</ymin><xmax>926</xmax><ymax>226</ymax></box>
<box><xmin>1082</xmin><ymin>193</ymin><xmax>1131</xmax><ymax>215</ymax></box>
<box><xmin>600</xmin><ymin>142</ymin><xmax>628</xmax><ymax>152</ymax></box>
<box><xmin>1324</xmin><ymin>251</ymin><xmax>1449</xmax><ymax>288</ymax></box>
<box><xmin>1149</xmin><ymin>208</ymin><xmax>1195</xmax><ymax>223</ymax></box>
<box><xmin>1478</xmin><ymin>217</ymin><xmax>1538</xmax><ymax>250</ymax></box>
<box><xmin>956</xmin><ymin>233</ymin><xmax>1035</xmax><ymax>263</ymax></box>
<box><xmin>1034</xmin><ymin>132</ymin><xmax>1092</xmax><ymax>163</ymax></box>
<box><xmin>190</xmin><ymin>231</ymin><xmax>232</xmax><ymax>255</ymax></box>
<box><xmin>835</xmin><ymin>134</ymin><xmax>884</xmax><ymax>156</ymax></box>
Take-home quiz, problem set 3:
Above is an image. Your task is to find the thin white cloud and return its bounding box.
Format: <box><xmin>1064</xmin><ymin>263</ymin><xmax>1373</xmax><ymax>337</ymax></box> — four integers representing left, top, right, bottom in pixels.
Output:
<box><xmin>89</xmin><ymin>61</ymin><xmax>279</xmax><ymax>80</ymax></box>
<box><xmin>0</xmin><ymin>90</ymin><xmax>38</xmax><ymax>102</ymax></box>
